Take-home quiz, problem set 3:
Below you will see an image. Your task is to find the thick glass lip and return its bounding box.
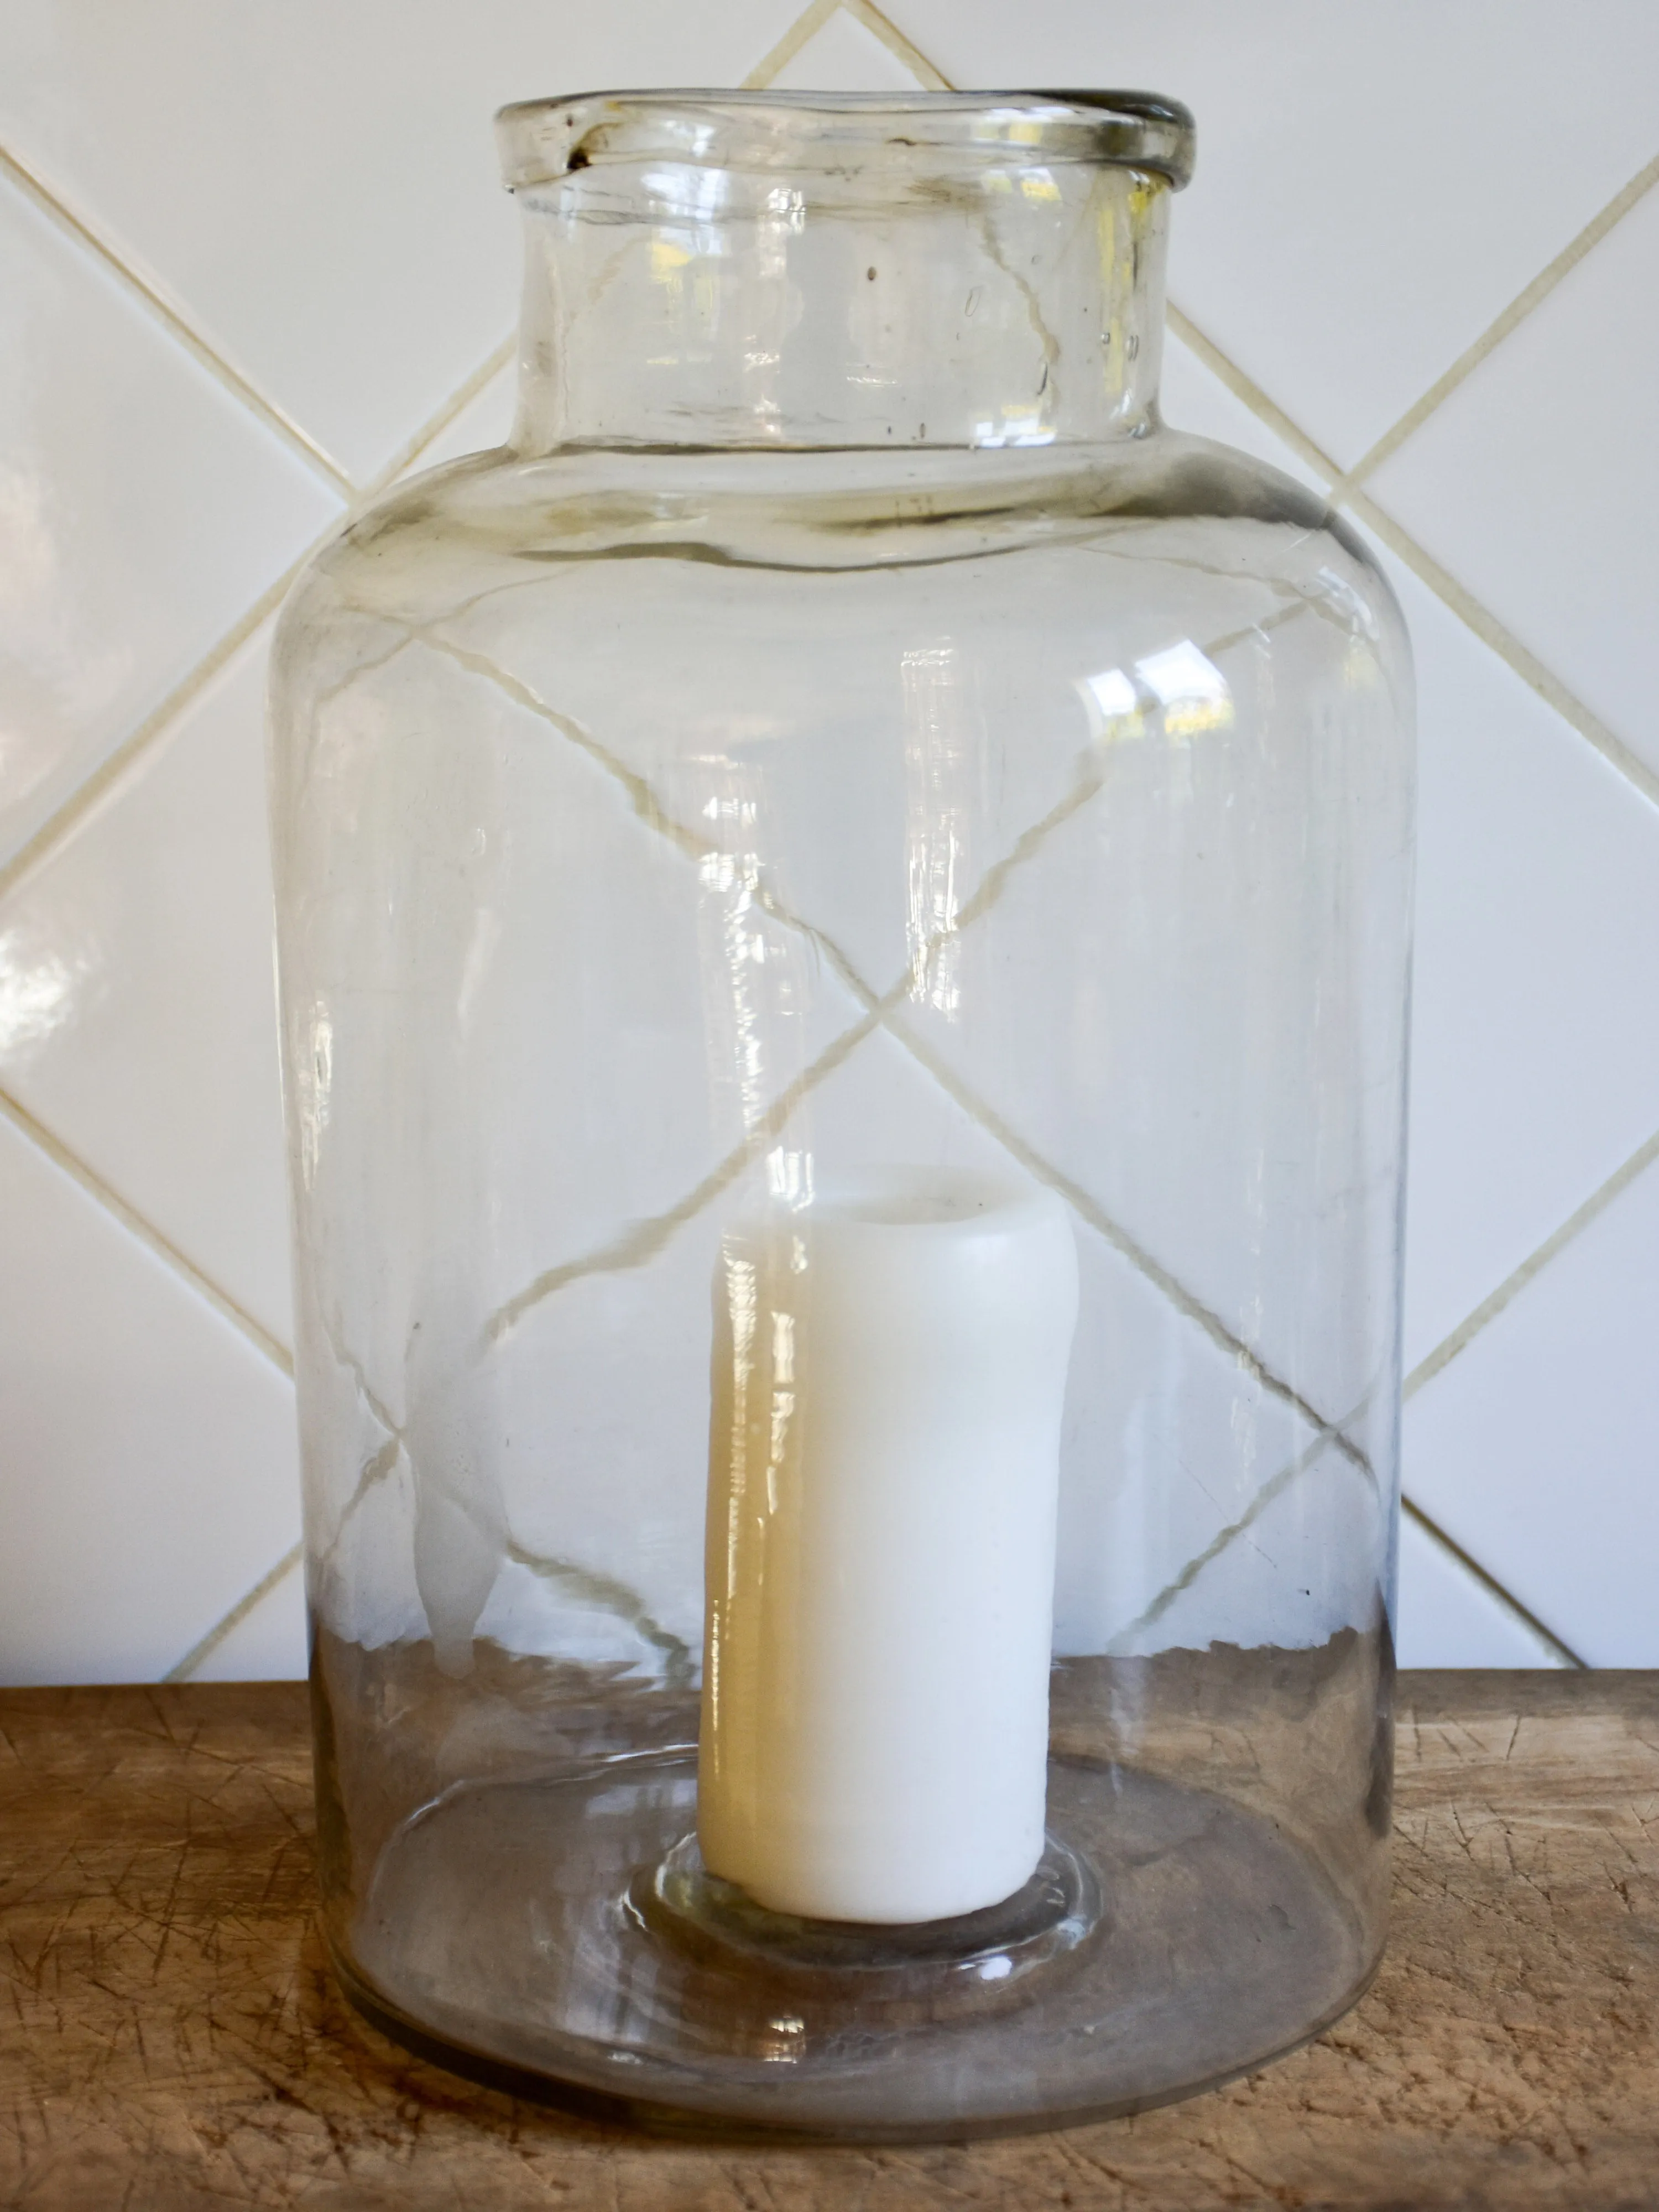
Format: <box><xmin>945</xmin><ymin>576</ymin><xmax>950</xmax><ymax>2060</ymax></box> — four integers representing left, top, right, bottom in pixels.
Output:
<box><xmin>495</xmin><ymin>88</ymin><xmax>1194</xmax><ymax>194</ymax></box>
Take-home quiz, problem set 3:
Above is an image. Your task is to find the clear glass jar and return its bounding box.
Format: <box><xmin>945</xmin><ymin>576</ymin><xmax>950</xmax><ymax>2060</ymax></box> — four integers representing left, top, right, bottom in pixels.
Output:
<box><xmin>269</xmin><ymin>91</ymin><xmax>1413</xmax><ymax>2138</ymax></box>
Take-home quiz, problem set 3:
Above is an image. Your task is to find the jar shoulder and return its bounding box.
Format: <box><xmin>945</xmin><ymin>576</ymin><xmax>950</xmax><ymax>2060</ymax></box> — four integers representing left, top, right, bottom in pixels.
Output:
<box><xmin>274</xmin><ymin>427</ymin><xmax>1407</xmax><ymax>695</ymax></box>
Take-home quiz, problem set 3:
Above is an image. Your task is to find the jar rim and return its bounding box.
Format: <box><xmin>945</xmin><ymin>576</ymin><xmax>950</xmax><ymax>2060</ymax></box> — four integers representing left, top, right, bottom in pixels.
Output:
<box><xmin>494</xmin><ymin>89</ymin><xmax>1194</xmax><ymax>194</ymax></box>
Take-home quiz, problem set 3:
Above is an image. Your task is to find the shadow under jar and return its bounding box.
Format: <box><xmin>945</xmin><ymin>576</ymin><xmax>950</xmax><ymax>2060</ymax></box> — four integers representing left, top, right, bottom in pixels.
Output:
<box><xmin>269</xmin><ymin>90</ymin><xmax>1414</xmax><ymax>2140</ymax></box>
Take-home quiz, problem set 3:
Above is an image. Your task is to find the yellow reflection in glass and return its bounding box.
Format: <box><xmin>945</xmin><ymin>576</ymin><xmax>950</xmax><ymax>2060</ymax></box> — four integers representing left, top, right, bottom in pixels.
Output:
<box><xmin>1135</xmin><ymin>640</ymin><xmax>1235</xmax><ymax>740</ymax></box>
<box><xmin>1077</xmin><ymin>641</ymin><xmax>1235</xmax><ymax>746</ymax></box>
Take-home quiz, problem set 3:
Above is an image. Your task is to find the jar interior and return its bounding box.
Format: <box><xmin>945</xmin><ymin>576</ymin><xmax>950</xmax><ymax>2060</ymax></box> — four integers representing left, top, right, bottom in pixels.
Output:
<box><xmin>273</xmin><ymin>97</ymin><xmax>1408</xmax><ymax>2131</ymax></box>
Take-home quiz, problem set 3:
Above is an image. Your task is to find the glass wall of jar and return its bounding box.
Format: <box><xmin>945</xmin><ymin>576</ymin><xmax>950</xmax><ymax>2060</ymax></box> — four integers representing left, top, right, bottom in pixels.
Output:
<box><xmin>269</xmin><ymin>91</ymin><xmax>1414</xmax><ymax>2138</ymax></box>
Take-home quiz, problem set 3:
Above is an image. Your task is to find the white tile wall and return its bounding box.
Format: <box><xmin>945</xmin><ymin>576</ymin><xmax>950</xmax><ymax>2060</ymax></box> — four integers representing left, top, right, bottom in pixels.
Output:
<box><xmin>0</xmin><ymin>630</ymin><xmax>292</xmax><ymax>1345</ymax></box>
<box><xmin>1402</xmin><ymin>1151</ymin><xmax>1659</xmax><ymax>1667</ymax></box>
<box><xmin>1393</xmin><ymin>557</ymin><xmax>1659</xmax><ymax>1371</ymax></box>
<box><xmin>0</xmin><ymin>168</ymin><xmax>340</xmax><ymax>864</ymax></box>
<box><xmin>0</xmin><ymin>0</ymin><xmax>807</xmax><ymax>483</ymax></box>
<box><xmin>1</xmin><ymin>0</ymin><xmax>1653</xmax><ymax>1681</ymax></box>
<box><xmin>0</xmin><ymin>1111</ymin><xmax>300</xmax><ymax>1684</ymax></box>
<box><xmin>883</xmin><ymin>0</ymin><xmax>1659</xmax><ymax>473</ymax></box>
<box><xmin>1366</xmin><ymin>178</ymin><xmax>1659</xmax><ymax>779</ymax></box>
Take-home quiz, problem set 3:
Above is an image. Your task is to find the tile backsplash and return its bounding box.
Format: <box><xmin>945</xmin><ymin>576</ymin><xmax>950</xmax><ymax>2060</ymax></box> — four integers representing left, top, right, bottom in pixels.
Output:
<box><xmin>2</xmin><ymin>1</ymin><xmax>1655</xmax><ymax>1682</ymax></box>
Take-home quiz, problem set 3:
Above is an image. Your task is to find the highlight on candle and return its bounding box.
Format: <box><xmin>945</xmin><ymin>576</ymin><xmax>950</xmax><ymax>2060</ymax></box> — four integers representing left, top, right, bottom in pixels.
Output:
<box><xmin>698</xmin><ymin>1165</ymin><xmax>1079</xmax><ymax>1925</ymax></box>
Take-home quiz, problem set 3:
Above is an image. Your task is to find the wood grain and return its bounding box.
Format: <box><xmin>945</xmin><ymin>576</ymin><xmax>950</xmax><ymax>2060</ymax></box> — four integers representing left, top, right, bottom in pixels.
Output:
<box><xmin>2</xmin><ymin>1673</ymin><xmax>1656</xmax><ymax>2209</ymax></box>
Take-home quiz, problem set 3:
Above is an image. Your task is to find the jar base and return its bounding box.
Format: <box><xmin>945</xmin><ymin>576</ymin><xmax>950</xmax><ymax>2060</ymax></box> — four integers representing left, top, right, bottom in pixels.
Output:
<box><xmin>338</xmin><ymin>1749</ymin><xmax>1374</xmax><ymax>2140</ymax></box>
<box><xmin>637</xmin><ymin>1823</ymin><xmax>1099</xmax><ymax>2025</ymax></box>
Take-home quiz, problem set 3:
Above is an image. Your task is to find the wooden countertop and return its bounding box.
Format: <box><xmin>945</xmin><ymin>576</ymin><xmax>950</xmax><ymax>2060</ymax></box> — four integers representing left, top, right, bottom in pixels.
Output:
<box><xmin>2</xmin><ymin>1672</ymin><xmax>1656</xmax><ymax>2209</ymax></box>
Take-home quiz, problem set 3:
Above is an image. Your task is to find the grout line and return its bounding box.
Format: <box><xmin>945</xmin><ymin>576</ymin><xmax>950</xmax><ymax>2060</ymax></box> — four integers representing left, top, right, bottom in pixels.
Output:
<box><xmin>1342</xmin><ymin>150</ymin><xmax>1659</xmax><ymax>493</ymax></box>
<box><xmin>164</xmin><ymin>1542</ymin><xmax>304</xmax><ymax>1683</ymax></box>
<box><xmin>0</xmin><ymin>140</ymin><xmax>354</xmax><ymax>496</ymax></box>
<box><xmin>6</xmin><ymin>0</ymin><xmax>1632</xmax><ymax>1681</ymax></box>
<box><xmin>373</xmin><ymin>331</ymin><xmax>515</xmax><ymax>480</ymax></box>
<box><xmin>0</xmin><ymin>337</ymin><xmax>518</xmax><ymax>910</ymax></box>
<box><xmin>0</xmin><ymin>326</ymin><xmax>534</xmax><ymax>1705</ymax></box>
<box><xmin>1109</xmin><ymin>1424</ymin><xmax>1353</xmax><ymax>1655</ymax></box>
<box><xmin>0</xmin><ymin>329</ymin><xmax>516</xmax><ymax>1480</ymax></box>
<box><xmin>444</xmin><ymin>618</ymin><xmax>1374</xmax><ymax>1498</ymax></box>
<box><xmin>1399</xmin><ymin>1497</ymin><xmax>1584</xmax><ymax>1669</ymax></box>
<box><xmin>0</xmin><ymin>561</ymin><xmax>305</xmax><ymax>907</ymax></box>
<box><xmin>1343</xmin><ymin>486</ymin><xmax>1659</xmax><ymax>812</ymax></box>
<box><xmin>1165</xmin><ymin>296</ymin><xmax>1659</xmax><ymax>818</ymax></box>
<box><xmin>707</xmin><ymin>11</ymin><xmax>1631</xmax><ymax>1662</ymax></box>
<box><xmin>743</xmin><ymin>0</ymin><xmax>841</xmax><ymax>87</ymax></box>
<box><xmin>0</xmin><ymin>156</ymin><xmax>516</xmax><ymax>1695</ymax></box>
<box><xmin>0</xmin><ymin>1084</ymin><xmax>294</xmax><ymax>1378</ymax></box>
<box><xmin>742</xmin><ymin>19</ymin><xmax>1631</xmax><ymax>1671</ymax></box>
<box><xmin>1164</xmin><ymin>301</ymin><xmax>1344</xmax><ymax>487</ymax></box>
<box><xmin>842</xmin><ymin>0</ymin><xmax>954</xmax><ymax>87</ymax></box>
<box><xmin>1404</xmin><ymin>1123</ymin><xmax>1659</xmax><ymax>1405</ymax></box>
<box><xmin>889</xmin><ymin>1012</ymin><xmax>1376</xmax><ymax>1486</ymax></box>
<box><xmin>1392</xmin><ymin>1124</ymin><xmax>1659</xmax><ymax>1668</ymax></box>
<box><xmin>743</xmin><ymin>0</ymin><xmax>952</xmax><ymax>91</ymax></box>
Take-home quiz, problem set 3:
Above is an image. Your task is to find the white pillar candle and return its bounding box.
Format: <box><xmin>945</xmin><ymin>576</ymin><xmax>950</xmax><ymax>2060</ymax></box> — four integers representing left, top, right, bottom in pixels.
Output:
<box><xmin>699</xmin><ymin>1166</ymin><xmax>1078</xmax><ymax>1924</ymax></box>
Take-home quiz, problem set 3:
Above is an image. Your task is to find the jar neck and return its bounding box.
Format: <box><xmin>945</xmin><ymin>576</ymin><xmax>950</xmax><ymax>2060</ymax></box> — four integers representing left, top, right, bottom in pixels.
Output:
<box><xmin>507</xmin><ymin>144</ymin><xmax>1173</xmax><ymax>454</ymax></box>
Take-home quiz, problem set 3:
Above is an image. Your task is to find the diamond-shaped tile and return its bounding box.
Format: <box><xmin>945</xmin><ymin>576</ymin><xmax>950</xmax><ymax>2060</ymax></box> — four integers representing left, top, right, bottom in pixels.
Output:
<box><xmin>1143</xmin><ymin>1435</ymin><xmax>1385</xmax><ymax>1659</ymax></box>
<box><xmin>1403</xmin><ymin>1152</ymin><xmax>1659</xmax><ymax>1667</ymax></box>
<box><xmin>889</xmin><ymin>538</ymin><xmax>1408</xmax><ymax>1425</ymax></box>
<box><xmin>1394</xmin><ymin>555</ymin><xmax>1659</xmax><ymax>1369</ymax></box>
<box><xmin>1159</xmin><ymin>330</ymin><xmax>1329</xmax><ymax>495</ymax></box>
<box><xmin>0</xmin><ymin>172</ymin><xmax>338</xmax><ymax>869</ymax></box>
<box><xmin>1368</xmin><ymin>181</ymin><xmax>1659</xmax><ymax>779</ymax></box>
<box><xmin>0</xmin><ymin>1111</ymin><xmax>300</xmax><ymax>1685</ymax></box>
<box><xmin>797</xmin><ymin>1035</ymin><xmax>1353</xmax><ymax>1660</ymax></box>
<box><xmin>492</xmin><ymin>1018</ymin><xmax>1337</xmax><ymax>1662</ymax></box>
<box><xmin>280</xmin><ymin>623</ymin><xmax>868</xmax><ymax>1461</ymax></box>
<box><xmin>449</xmin><ymin>534</ymin><xmax>1110</xmax><ymax>999</ymax></box>
<box><xmin>1140</xmin><ymin>339</ymin><xmax>1659</xmax><ymax>1387</ymax></box>
<box><xmin>1394</xmin><ymin>1511</ymin><xmax>1567</xmax><ymax>1669</ymax></box>
<box><xmin>0</xmin><ymin>628</ymin><xmax>293</xmax><ymax>1346</ymax></box>
<box><xmin>187</xmin><ymin>1551</ymin><xmax>307</xmax><ymax>1682</ymax></box>
<box><xmin>881</xmin><ymin>0</ymin><xmax>1659</xmax><ymax>468</ymax></box>
<box><xmin>403</xmin><ymin>355</ymin><xmax>517</xmax><ymax>476</ymax></box>
<box><xmin>0</xmin><ymin>0</ymin><xmax>819</xmax><ymax>484</ymax></box>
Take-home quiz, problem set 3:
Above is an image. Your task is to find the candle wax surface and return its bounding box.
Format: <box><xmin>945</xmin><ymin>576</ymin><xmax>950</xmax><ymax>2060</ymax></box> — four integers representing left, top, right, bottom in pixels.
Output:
<box><xmin>699</xmin><ymin>1165</ymin><xmax>1079</xmax><ymax>1924</ymax></box>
